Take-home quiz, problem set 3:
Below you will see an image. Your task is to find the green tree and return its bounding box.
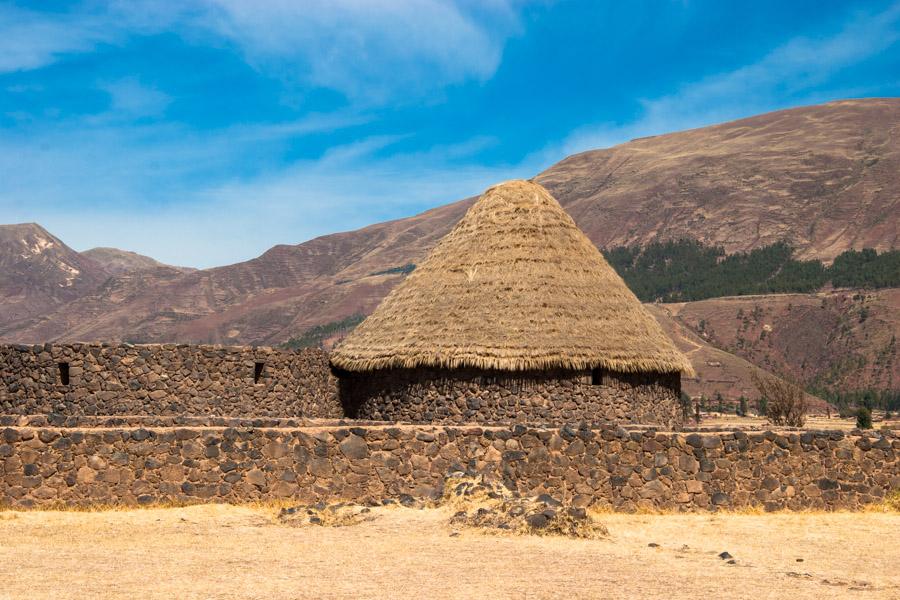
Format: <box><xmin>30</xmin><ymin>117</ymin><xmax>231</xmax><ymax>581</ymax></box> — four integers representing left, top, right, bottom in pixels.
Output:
<box><xmin>602</xmin><ymin>241</ymin><xmax>898</xmax><ymax>302</ymax></box>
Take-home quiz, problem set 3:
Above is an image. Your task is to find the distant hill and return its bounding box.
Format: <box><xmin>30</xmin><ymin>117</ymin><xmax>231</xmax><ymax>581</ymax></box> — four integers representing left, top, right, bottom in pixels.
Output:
<box><xmin>81</xmin><ymin>247</ymin><xmax>194</xmax><ymax>276</ymax></box>
<box><xmin>0</xmin><ymin>223</ymin><xmax>109</xmax><ymax>325</ymax></box>
<box><xmin>0</xmin><ymin>99</ymin><xmax>898</xmax><ymax>401</ymax></box>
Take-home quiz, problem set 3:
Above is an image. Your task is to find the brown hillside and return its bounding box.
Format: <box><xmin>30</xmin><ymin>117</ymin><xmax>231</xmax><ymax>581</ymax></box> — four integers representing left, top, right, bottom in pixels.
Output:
<box><xmin>538</xmin><ymin>98</ymin><xmax>899</xmax><ymax>262</ymax></box>
<box><xmin>0</xmin><ymin>99</ymin><xmax>897</xmax><ymax>399</ymax></box>
<box><xmin>664</xmin><ymin>288</ymin><xmax>900</xmax><ymax>394</ymax></box>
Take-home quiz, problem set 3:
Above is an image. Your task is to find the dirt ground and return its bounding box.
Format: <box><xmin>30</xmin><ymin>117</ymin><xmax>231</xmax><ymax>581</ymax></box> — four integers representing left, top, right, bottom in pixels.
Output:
<box><xmin>0</xmin><ymin>505</ymin><xmax>897</xmax><ymax>600</ymax></box>
<box><xmin>700</xmin><ymin>414</ymin><xmax>899</xmax><ymax>430</ymax></box>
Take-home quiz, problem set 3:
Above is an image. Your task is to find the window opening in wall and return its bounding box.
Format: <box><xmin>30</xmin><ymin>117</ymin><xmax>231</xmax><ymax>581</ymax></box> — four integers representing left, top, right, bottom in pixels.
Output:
<box><xmin>254</xmin><ymin>361</ymin><xmax>265</xmax><ymax>384</ymax></box>
<box><xmin>591</xmin><ymin>367</ymin><xmax>602</xmax><ymax>386</ymax></box>
<box><xmin>58</xmin><ymin>362</ymin><xmax>70</xmax><ymax>386</ymax></box>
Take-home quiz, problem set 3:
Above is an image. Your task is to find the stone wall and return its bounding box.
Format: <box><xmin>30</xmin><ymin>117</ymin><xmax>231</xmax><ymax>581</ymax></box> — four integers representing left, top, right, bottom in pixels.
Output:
<box><xmin>0</xmin><ymin>344</ymin><xmax>340</xmax><ymax>418</ymax></box>
<box><xmin>2</xmin><ymin>424</ymin><xmax>895</xmax><ymax>511</ymax></box>
<box><xmin>338</xmin><ymin>367</ymin><xmax>683</xmax><ymax>428</ymax></box>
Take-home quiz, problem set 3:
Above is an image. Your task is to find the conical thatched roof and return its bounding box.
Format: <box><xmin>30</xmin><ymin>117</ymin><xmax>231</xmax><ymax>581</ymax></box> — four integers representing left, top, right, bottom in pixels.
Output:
<box><xmin>331</xmin><ymin>180</ymin><xmax>694</xmax><ymax>376</ymax></box>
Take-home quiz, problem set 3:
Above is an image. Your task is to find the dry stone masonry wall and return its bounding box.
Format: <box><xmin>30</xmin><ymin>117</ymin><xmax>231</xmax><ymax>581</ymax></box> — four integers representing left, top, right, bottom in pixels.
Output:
<box><xmin>0</xmin><ymin>344</ymin><xmax>341</xmax><ymax>418</ymax></box>
<box><xmin>338</xmin><ymin>367</ymin><xmax>683</xmax><ymax>428</ymax></box>
<box><xmin>2</xmin><ymin>424</ymin><xmax>896</xmax><ymax>511</ymax></box>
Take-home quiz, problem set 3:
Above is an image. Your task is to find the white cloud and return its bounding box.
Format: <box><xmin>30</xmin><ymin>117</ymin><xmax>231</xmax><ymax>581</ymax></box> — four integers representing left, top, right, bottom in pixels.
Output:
<box><xmin>201</xmin><ymin>0</ymin><xmax>520</xmax><ymax>103</ymax></box>
<box><xmin>0</xmin><ymin>1</ymin><xmax>526</xmax><ymax>104</ymax></box>
<box><xmin>557</xmin><ymin>2</ymin><xmax>900</xmax><ymax>155</ymax></box>
<box><xmin>98</xmin><ymin>77</ymin><xmax>172</xmax><ymax>119</ymax></box>
<box><xmin>208</xmin><ymin>0</ymin><xmax>509</xmax><ymax>101</ymax></box>
<box><xmin>0</xmin><ymin>112</ymin><xmax>536</xmax><ymax>267</ymax></box>
<box><xmin>0</xmin><ymin>5</ymin><xmax>111</xmax><ymax>73</ymax></box>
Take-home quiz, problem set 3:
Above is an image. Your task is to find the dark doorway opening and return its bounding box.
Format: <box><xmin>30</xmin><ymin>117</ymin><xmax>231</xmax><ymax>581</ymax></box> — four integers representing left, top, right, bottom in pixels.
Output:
<box><xmin>591</xmin><ymin>367</ymin><xmax>603</xmax><ymax>386</ymax></box>
<box><xmin>58</xmin><ymin>362</ymin><xmax>70</xmax><ymax>386</ymax></box>
<box><xmin>253</xmin><ymin>362</ymin><xmax>265</xmax><ymax>384</ymax></box>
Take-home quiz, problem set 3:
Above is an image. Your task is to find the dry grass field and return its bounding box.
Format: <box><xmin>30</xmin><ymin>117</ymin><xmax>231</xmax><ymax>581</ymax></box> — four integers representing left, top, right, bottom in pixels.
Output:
<box><xmin>700</xmin><ymin>414</ymin><xmax>900</xmax><ymax>431</ymax></box>
<box><xmin>0</xmin><ymin>504</ymin><xmax>898</xmax><ymax>599</ymax></box>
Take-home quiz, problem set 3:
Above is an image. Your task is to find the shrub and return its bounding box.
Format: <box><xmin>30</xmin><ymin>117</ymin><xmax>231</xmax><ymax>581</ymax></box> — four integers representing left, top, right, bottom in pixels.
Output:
<box><xmin>885</xmin><ymin>490</ymin><xmax>900</xmax><ymax>512</ymax></box>
<box><xmin>679</xmin><ymin>392</ymin><xmax>692</xmax><ymax>421</ymax></box>
<box><xmin>751</xmin><ymin>372</ymin><xmax>807</xmax><ymax>427</ymax></box>
<box><xmin>856</xmin><ymin>407</ymin><xmax>873</xmax><ymax>429</ymax></box>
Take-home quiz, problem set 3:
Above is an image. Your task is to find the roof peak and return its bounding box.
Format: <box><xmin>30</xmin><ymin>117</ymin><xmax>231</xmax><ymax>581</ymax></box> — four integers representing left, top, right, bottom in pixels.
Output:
<box><xmin>331</xmin><ymin>180</ymin><xmax>693</xmax><ymax>376</ymax></box>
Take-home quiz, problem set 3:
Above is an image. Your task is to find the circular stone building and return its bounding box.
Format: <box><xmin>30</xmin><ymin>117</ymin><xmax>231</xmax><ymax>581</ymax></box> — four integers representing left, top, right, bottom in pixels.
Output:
<box><xmin>330</xmin><ymin>180</ymin><xmax>694</xmax><ymax>427</ymax></box>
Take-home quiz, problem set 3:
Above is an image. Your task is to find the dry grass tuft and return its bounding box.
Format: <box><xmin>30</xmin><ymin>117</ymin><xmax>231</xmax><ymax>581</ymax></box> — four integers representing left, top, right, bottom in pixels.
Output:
<box><xmin>0</xmin><ymin>499</ymin><xmax>194</xmax><ymax>513</ymax></box>
<box><xmin>0</xmin><ymin>497</ymin><xmax>307</xmax><ymax>515</ymax></box>
<box><xmin>881</xmin><ymin>490</ymin><xmax>900</xmax><ymax>513</ymax></box>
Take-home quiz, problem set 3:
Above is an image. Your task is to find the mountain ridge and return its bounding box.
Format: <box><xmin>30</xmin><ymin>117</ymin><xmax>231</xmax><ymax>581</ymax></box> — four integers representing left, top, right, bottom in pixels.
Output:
<box><xmin>81</xmin><ymin>247</ymin><xmax>195</xmax><ymax>276</ymax></box>
<box><xmin>1</xmin><ymin>99</ymin><xmax>898</xmax><ymax>401</ymax></box>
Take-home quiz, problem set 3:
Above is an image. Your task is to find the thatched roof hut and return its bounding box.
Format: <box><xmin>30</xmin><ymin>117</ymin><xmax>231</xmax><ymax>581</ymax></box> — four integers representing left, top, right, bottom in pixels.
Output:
<box><xmin>331</xmin><ymin>179</ymin><xmax>694</xmax><ymax>377</ymax></box>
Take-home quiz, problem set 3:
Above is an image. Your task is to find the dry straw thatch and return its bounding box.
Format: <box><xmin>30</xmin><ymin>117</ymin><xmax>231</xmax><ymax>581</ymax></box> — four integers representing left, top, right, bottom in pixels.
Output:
<box><xmin>331</xmin><ymin>179</ymin><xmax>694</xmax><ymax>375</ymax></box>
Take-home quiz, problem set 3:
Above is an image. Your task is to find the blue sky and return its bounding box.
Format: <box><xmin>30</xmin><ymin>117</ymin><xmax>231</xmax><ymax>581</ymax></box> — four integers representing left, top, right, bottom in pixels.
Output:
<box><xmin>2</xmin><ymin>1</ymin><xmax>899</xmax><ymax>268</ymax></box>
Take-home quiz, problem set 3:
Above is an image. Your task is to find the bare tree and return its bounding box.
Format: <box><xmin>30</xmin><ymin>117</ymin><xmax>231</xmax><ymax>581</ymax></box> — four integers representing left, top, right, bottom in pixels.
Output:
<box><xmin>751</xmin><ymin>372</ymin><xmax>807</xmax><ymax>427</ymax></box>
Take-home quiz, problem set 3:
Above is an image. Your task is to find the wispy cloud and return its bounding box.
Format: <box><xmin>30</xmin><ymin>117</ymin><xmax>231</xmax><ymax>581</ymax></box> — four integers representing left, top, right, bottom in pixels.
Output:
<box><xmin>0</xmin><ymin>127</ymin><xmax>535</xmax><ymax>267</ymax></box>
<box><xmin>201</xmin><ymin>0</ymin><xmax>522</xmax><ymax>104</ymax></box>
<box><xmin>0</xmin><ymin>4</ymin><xmax>111</xmax><ymax>73</ymax></box>
<box><xmin>1</xmin><ymin>1</ymin><xmax>526</xmax><ymax>104</ymax></box>
<box><xmin>0</xmin><ymin>106</ymin><xmax>378</xmax><ymax>210</ymax></box>
<box><xmin>558</xmin><ymin>2</ymin><xmax>900</xmax><ymax>155</ymax></box>
<box><xmin>98</xmin><ymin>77</ymin><xmax>172</xmax><ymax>119</ymax></box>
<box><xmin>0</xmin><ymin>0</ymin><xmax>533</xmax><ymax>268</ymax></box>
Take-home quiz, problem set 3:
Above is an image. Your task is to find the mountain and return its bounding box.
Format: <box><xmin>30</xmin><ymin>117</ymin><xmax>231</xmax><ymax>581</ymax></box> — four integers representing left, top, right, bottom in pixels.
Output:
<box><xmin>0</xmin><ymin>223</ymin><xmax>110</xmax><ymax>326</ymax></box>
<box><xmin>537</xmin><ymin>98</ymin><xmax>898</xmax><ymax>262</ymax></box>
<box><xmin>81</xmin><ymin>247</ymin><xmax>195</xmax><ymax>276</ymax></box>
<box><xmin>0</xmin><ymin>99</ymin><xmax>898</xmax><ymax>400</ymax></box>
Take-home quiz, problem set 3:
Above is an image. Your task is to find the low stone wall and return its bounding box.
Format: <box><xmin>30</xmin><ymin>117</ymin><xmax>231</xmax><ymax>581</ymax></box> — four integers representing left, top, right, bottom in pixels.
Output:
<box><xmin>0</xmin><ymin>343</ymin><xmax>340</xmax><ymax>418</ymax></box>
<box><xmin>2</xmin><ymin>424</ymin><xmax>896</xmax><ymax>511</ymax></box>
<box><xmin>337</xmin><ymin>367</ymin><xmax>683</xmax><ymax>428</ymax></box>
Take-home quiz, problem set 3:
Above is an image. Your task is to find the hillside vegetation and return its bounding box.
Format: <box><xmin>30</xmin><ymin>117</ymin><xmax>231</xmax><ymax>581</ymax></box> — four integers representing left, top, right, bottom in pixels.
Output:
<box><xmin>604</xmin><ymin>240</ymin><xmax>899</xmax><ymax>303</ymax></box>
<box><xmin>282</xmin><ymin>314</ymin><xmax>365</xmax><ymax>349</ymax></box>
<box><xmin>665</xmin><ymin>288</ymin><xmax>899</xmax><ymax>407</ymax></box>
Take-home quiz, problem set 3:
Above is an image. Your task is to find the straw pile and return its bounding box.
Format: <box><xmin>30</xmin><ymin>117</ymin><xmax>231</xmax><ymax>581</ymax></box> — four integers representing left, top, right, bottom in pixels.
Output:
<box><xmin>331</xmin><ymin>179</ymin><xmax>693</xmax><ymax>375</ymax></box>
<box><xmin>443</xmin><ymin>472</ymin><xmax>608</xmax><ymax>539</ymax></box>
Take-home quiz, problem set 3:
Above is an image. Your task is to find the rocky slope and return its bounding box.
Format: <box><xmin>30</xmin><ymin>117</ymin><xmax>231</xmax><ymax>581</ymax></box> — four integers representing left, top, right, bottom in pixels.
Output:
<box><xmin>1</xmin><ymin>99</ymin><xmax>898</xmax><ymax>400</ymax></box>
